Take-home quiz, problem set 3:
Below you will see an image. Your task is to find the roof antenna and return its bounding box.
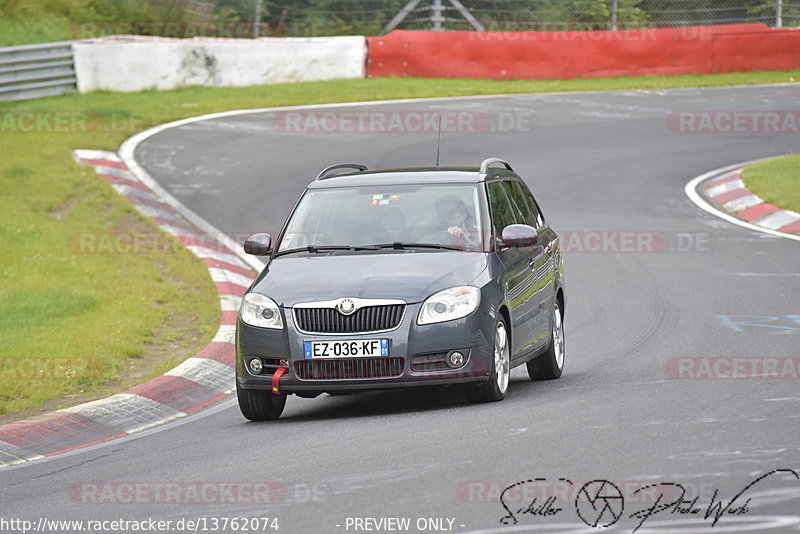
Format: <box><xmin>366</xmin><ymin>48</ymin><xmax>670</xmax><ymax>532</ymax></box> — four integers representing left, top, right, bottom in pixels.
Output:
<box><xmin>434</xmin><ymin>113</ymin><xmax>442</xmax><ymax>168</ymax></box>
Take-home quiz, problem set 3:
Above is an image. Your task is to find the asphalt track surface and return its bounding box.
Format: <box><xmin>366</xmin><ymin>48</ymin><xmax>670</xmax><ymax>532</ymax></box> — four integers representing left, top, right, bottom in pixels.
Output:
<box><xmin>3</xmin><ymin>85</ymin><xmax>800</xmax><ymax>534</ymax></box>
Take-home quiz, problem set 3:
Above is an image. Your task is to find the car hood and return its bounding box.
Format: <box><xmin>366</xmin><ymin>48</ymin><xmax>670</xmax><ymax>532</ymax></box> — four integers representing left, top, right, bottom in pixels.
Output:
<box><xmin>253</xmin><ymin>252</ymin><xmax>488</xmax><ymax>307</ymax></box>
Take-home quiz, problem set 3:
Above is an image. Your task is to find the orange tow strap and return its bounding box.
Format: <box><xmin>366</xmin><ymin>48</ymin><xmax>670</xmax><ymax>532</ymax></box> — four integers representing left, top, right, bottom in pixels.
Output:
<box><xmin>272</xmin><ymin>367</ymin><xmax>286</xmax><ymax>395</ymax></box>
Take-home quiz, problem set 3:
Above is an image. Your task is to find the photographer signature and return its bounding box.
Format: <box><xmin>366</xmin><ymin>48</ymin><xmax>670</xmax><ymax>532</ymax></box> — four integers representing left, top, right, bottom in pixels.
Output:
<box><xmin>498</xmin><ymin>469</ymin><xmax>799</xmax><ymax>532</ymax></box>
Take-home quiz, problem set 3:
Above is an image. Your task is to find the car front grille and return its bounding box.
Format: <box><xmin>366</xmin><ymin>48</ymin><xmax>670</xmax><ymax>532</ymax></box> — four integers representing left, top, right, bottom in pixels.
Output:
<box><xmin>293</xmin><ymin>304</ymin><xmax>405</xmax><ymax>334</ymax></box>
<box><xmin>295</xmin><ymin>357</ymin><xmax>404</xmax><ymax>380</ymax></box>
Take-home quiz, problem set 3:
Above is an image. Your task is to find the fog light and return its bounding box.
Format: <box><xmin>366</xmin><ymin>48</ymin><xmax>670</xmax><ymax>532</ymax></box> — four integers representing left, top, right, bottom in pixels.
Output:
<box><xmin>248</xmin><ymin>358</ymin><xmax>263</xmax><ymax>374</ymax></box>
<box><xmin>448</xmin><ymin>351</ymin><xmax>465</xmax><ymax>368</ymax></box>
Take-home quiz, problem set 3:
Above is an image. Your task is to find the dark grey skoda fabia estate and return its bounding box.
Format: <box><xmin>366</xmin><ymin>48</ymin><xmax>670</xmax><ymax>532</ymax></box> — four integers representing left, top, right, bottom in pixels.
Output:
<box><xmin>236</xmin><ymin>158</ymin><xmax>565</xmax><ymax>420</ymax></box>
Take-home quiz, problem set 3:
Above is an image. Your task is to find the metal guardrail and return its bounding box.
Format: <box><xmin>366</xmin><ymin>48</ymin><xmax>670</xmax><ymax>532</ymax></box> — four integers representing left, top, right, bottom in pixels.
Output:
<box><xmin>0</xmin><ymin>41</ymin><xmax>77</xmax><ymax>101</ymax></box>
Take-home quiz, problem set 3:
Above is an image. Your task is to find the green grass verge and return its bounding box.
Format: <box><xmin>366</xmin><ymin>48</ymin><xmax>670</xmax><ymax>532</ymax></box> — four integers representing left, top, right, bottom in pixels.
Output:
<box><xmin>741</xmin><ymin>154</ymin><xmax>800</xmax><ymax>215</ymax></box>
<box><xmin>0</xmin><ymin>15</ymin><xmax>77</xmax><ymax>47</ymax></box>
<box><xmin>0</xmin><ymin>1</ymin><xmax>190</xmax><ymax>47</ymax></box>
<box><xmin>1</xmin><ymin>70</ymin><xmax>798</xmax><ymax>420</ymax></box>
<box><xmin>0</xmin><ymin>121</ymin><xmax>228</xmax><ymax>420</ymax></box>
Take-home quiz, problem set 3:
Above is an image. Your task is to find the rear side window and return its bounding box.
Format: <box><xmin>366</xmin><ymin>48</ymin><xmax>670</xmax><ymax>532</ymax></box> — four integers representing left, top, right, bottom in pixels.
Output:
<box><xmin>517</xmin><ymin>181</ymin><xmax>544</xmax><ymax>227</ymax></box>
<box><xmin>487</xmin><ymin>182</ymin><xmax>515</xmax><ymax>237</ymax></box>
<box><xmin>513</xmin><ymin>181</ymin><xmax>544</xmax><ymax>227</ymax></box>
<box><xmin>502</xmin><ymin>181</ymin><xmax>538</xmax><ymax>228</ymax></box>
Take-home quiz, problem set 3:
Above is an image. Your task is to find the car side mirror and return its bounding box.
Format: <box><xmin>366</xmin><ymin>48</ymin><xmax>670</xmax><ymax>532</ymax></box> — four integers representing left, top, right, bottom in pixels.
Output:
<box><xmin>500</xmin><ymin>224</ymin><xmax>538</xmax><ymax>248</ymax></box>
<box><xmin>243</xmin><ymin>233</ymin><xmax>272</xmax><ymax>255</ymax></box>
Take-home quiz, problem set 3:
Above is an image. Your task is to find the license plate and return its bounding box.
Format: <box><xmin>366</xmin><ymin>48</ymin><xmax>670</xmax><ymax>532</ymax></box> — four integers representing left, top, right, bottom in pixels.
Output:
<box><xmin>304</xmin><ymin>339</ymin><xmax>390</xmax><ymax>359</ymax></box>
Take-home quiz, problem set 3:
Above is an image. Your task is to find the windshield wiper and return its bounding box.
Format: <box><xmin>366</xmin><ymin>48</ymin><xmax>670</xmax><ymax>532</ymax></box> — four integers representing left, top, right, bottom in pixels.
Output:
<box><xmin>369</xmin><ymin>242</ymin><xmax>464</xmax><ymax>251</ymax></box>
<box><xmin>274</xmin><ymin>245</ymin><xmax>379</xmax><ymax>257</ymax></box>
<box><xmin>275</xmin><ymin>242</ymin><xmax>463</xmax><ymax>257</ymax></box>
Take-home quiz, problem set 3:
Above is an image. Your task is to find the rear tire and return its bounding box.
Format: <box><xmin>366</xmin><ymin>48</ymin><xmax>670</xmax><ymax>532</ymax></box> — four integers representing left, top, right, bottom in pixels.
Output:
<box><xmin>527</xmin><ymin>300</ymin><xmax>564</xmax><ymax>380</ymax></box>
<box><xmin>237</xmin><ymin>382</ymin><xmax>286</xmax><ymax>421</ymax></box>
<box><xmin>466</xmin><ymin>317</ymin><xmax>510</xmax><ymax>403</ymax></box>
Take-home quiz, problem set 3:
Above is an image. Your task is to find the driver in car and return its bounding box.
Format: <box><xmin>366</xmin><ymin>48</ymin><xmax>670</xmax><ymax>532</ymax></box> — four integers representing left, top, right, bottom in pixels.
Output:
<box><xmin>423</xmin><ymin>194</ymin><xmax>476</xmax><ymax>247</ymax></box>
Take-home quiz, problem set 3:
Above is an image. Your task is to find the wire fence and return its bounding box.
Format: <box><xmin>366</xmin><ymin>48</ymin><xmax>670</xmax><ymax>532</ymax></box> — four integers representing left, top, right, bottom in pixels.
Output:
<box><xmin>79</xmin><ymin>0</ymin><xmax>800</xmax><ymax>39</ymax></box>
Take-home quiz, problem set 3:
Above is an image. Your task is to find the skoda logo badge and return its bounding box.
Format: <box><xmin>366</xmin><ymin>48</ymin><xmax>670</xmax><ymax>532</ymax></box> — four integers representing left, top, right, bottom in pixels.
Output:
<box><xmin>337</xmin><ymin>298</ymin><xmax>356</xmax><ymax>315</ymax></box>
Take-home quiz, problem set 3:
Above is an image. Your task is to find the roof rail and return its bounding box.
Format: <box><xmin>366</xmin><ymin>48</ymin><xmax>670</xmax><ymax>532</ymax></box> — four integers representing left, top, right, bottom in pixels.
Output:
<box><xmin>479</xmin><ymin>157</ymin><xmax>513</xmax><ymax>174</ymax></box>
<box><xmin>316</xmin><ymin>163</ymin><xmax>368</xmax><ymax>180</ymax></box>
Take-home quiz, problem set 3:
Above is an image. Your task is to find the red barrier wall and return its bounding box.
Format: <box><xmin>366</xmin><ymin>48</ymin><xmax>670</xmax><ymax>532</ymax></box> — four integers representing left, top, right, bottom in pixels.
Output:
<box><xmin>366</xmin><ymin>24</ymin><xmax>800</xmax><ymax>80</ymax></box>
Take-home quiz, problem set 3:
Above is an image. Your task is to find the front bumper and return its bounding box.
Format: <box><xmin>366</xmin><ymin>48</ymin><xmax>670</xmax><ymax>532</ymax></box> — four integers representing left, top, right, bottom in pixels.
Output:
<box><xmin>236</xmin><ymin>302</ymin><xmax>495</xmax><ymax>395</ymax></box>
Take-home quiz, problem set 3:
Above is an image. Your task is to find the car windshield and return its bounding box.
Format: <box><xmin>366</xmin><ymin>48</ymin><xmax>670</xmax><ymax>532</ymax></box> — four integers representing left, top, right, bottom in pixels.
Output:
<box><xmin>277</xmin><ymin>184</ymin><xmax>484</xmax><ymax>252</ymax></box>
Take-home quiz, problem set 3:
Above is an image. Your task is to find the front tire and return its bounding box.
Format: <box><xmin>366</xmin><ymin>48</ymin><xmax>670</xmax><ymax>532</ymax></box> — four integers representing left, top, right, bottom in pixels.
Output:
<box><xmin>466</xmin><ymin>317</ymin><xmax>510</xmax><ymax>403</ymax></box>
<box><xmin>237</xmin><ymin>381</ymin><xmax>286</xmax><ymax>420</ymax></box>
<box><xmin>527</xmin><ymin>299</ymin><xmax>564</xmax><ymax>380</ymax></box>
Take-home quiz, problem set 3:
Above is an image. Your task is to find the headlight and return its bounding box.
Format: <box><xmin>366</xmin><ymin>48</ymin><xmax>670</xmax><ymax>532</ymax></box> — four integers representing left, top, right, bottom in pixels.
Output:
<box><xmin>240</xmin><ymin>293</ymin><xmax>283</xmax><ymax>329</ymax></box>
<box><xmin>417</xmin><ymin>286</ymin><xmax>480</xmax><ymax>325</ymax></box>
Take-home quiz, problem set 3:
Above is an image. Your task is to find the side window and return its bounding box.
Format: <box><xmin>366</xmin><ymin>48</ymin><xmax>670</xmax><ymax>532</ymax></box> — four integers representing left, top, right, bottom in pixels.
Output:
<box><xmin>500</xmin><ymin>181</ymin><xmax>525</xmax><ymax>225</ymax></box>
<box><xmin>504</xmin><ymin>181</ymin><xmax>538</xmax><ymax>228</ymax></box>
<box><xmin>517</xmin><ymin>181</ymin><xmax>545</xmax><ymax>227</ymax></box>
<box><xmin>487</xmin><ymin>182</ymin><xmax>515</xmax><ymax>237</ymax></box>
